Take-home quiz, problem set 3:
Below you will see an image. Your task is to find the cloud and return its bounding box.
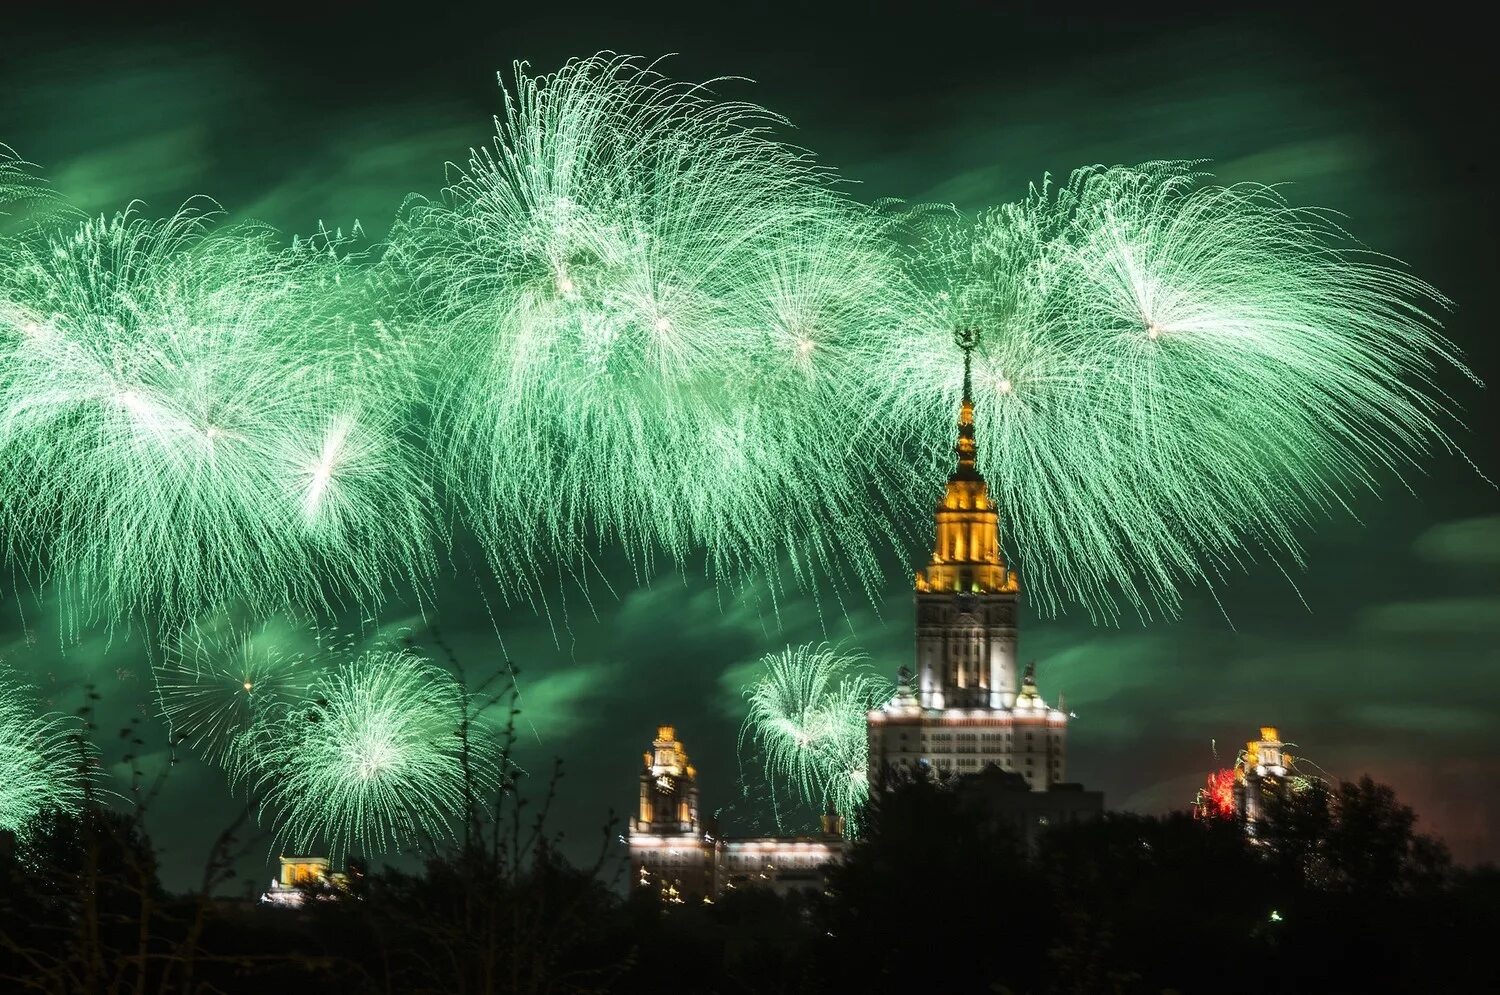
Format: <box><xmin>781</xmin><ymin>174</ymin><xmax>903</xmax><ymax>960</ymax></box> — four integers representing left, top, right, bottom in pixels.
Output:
<box><xmin>1412</xmin><ymin>515</ymin><xmax>1500</xmax><ymax>567</ymax></box>
<box><xmin>715</xmin><ymin>656</ymin><xmax>764</xmax><ymax>717</ymax></box>
<box><xmin>51</xmin><ymin>128</ymin><xmax>214</xmax><ymax>215</ymax></box>
<box><xmin>1214</xmin><ymin>136</ymin><xmax>1368</xmax><ymax>187</ymax></box>
<box><xmin>507</xmin><ymin>660</ymin><xmax>627</xmax><ymax>742</ymax></box>
<box><xmin>235</xmin><ymin>112</ymin><xmax>487</xmax><ymax>235</ymax></box>
<box><xmin>1358</xmin><ymin>597</ymin><xmax>1500</xmax><ymax>635</ymax></box>
<box><xmin>1345</xmin><ymin>703</ymin><xmax>1495</xmax><ymax>735</ymax></box>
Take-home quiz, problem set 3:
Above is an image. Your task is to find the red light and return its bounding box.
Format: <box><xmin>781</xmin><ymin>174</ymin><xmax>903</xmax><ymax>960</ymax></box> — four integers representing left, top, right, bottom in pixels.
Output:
<box><xmin>1200</xmin><ymin>768</ymin><xmax>1237</xmax><ymax>819</ymax></box>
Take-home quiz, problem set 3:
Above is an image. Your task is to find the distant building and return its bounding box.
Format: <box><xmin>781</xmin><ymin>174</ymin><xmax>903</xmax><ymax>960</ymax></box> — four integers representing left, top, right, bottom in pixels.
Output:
<box><xmin>1194</xmin><ymin>726</ymin><xmax>1312</xmax><ymax>829</ymax></box>
<box><xmin>627</xmin><ymin>726</ymin><xmax>846</xmax><ymax>903</ymax></box>
<box><xmin>628</xmin><ymin>726</ymin><xmax>716</xmax><ymax>902</ymax></box>
<box><xmin>260</xmin><ymin>855</ymin><xmax>362</xmax><ymax>907</ymax></box>
<box><xmin>1236</xmin><ymin>726</ymin><xmax>1289</xmax><ymax>825</ymax></box>
<box><xmin>867</xmin><ymin>344</ymin><xmax>1073</xmax><ymax>791</ymax></box>
<box><xmin>715</xmin><ymin>830</ymin><xmax>846</xmax><ymax>899</ymax></box>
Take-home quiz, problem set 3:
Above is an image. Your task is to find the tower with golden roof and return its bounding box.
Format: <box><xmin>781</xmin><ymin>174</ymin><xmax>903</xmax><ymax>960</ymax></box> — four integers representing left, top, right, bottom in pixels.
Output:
<box><xmin>914</xmin><ymin>330</ymin><xmax>1021</xmax><ymax>710</ymax></box>
<box><xmin>869</xmin><ymin>332</ymin><xmax>1069</xmax><ymax>791</ymax></box>
<box><xmin>627</xmin><ymin>725</ymin><xmax>716</xmax><ymax>901</ymax></box>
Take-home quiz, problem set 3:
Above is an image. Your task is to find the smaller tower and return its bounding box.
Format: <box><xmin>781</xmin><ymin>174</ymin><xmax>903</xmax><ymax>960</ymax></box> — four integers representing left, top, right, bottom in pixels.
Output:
<box><xmin>628</xmin><ymin>726</ymin><xmax>714</xmax><ymax>902</ymax></box>
<box><xmin>1238</xmin><ymin>727</ymin><xmax>1289</xmax><ymax>826</ymax></box>
<box><xmin>635</xmin><ymin>725</ymin><xmax>700</xmax><ymax>834</ymax></box>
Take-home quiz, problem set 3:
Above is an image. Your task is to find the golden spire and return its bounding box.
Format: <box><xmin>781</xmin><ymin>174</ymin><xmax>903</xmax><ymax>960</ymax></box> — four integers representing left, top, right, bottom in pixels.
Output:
<box><xmin>915</xmin><ymin>329</ymin><xmax>1018</xmax><ymax>595</ymax></box>
<box><xmin>953</xmin><ymin>328</ymin><xmax>981</xmax><ymax>480</ymax></box>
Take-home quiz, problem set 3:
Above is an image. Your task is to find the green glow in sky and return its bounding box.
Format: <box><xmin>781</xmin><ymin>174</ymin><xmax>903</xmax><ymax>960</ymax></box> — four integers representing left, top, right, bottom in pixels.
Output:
<box><xmin>0</xmin><ymin>7</ymin><xmax>1494</xmax><ymax>881</ymax></box>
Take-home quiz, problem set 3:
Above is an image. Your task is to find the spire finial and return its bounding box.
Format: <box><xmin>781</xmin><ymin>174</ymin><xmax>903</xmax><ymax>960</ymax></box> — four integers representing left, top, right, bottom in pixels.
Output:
<box><xmin>951</xmin><ymin>328</ymin><xmax>981</xmax><ymax>477</ymax></box>
<box><xmin>956</xmin><ymin>327</ymin><xmax>979</xmax><ymax>404</ymax></box>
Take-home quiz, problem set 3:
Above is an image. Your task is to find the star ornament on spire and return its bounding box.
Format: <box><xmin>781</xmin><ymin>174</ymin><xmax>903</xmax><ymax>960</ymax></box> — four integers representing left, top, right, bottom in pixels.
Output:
<box><xmin>955</xmin><ymin>327</ymin><xmax>980</xmax><ymax>403</ymax></box>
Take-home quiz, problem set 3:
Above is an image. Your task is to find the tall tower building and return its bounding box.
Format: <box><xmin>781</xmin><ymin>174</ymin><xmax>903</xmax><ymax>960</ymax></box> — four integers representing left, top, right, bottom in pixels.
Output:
<box><xmin>1236</xmin><ymin>726</ymin><xmax>1290</xmax><ymax>826</ymax></box>
<box><xmin>868</xmin><ymin>339</ymin><xmax>1070</xmax><ymax>790</ymax></box>
<box><xmin>914</xmin><ymin>339</ymin><xmax>1020</xmax><ymax>710</ymax></box>
<box><xmin>627</xmin><ymin>726</ymin><xmax>715</xmax><ymax>901</ymax></box>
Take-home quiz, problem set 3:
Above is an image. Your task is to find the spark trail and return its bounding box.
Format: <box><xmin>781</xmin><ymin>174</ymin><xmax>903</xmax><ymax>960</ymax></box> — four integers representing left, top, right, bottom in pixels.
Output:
<box><xmin>885</xmin><ymin>162</ymin><xmax>1476</xmax><ymax>620</ymax></box>
<box><xmin>739</xmin><ymin>642</ymin><xmax>891</xmax><ymax>834</ymax></box>
<box><xmin>0</xmin><ymin>202</ymin><xmax>437</xmax><ymax>629</ymax></box>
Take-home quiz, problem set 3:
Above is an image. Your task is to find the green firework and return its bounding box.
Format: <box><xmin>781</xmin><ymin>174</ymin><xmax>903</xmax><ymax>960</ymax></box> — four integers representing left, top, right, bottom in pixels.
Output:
<box><xmin>1</xmin><ymin>144</ymin><xmax>72</xmax><ymax>227</ymax></box>
<box><xmin>394</xmin><ymin>54</ymin><xmax>916</xmax><ymax>604</ymax></box>
<box><xmin>153</xmin><ymin>621</ymin><xmax>352</xmax><ymax>776</ymax></box>
<box><xmin>0</xmin><ymin>66</ymin><xmax>1481</xmax><ymax>635</ymax></box>
<box><xmin>0</xmin><ymin>670</ymin><xmax>94</xmax><ymax>837</ymax></box>
<box><xmin>0</xmin><ymin>199</ymin><xmax>437</xmax><ymax>629</ymax></box>
<box><xmin>886</xmin><ymin>161</ymin><xmax>1476</xmax><ymax>620</ymax></box>
<box><xmin>739</xmin><ymin>642</ymin><xmax>891</xmax><ymax>835</ymax></box>
<box><xmin>254</xmin><ymin>647</ymin><xmax>488</xmax><ymax>860</ymax></box>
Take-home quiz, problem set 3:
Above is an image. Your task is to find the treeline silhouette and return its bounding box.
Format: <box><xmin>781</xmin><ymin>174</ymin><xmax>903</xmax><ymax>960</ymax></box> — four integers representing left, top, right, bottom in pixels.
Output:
<box><xmin>4</xmin><ymin>769</ymin><xmax>1496</xmax><ymax>994</ymax></box>
<box><xmin>2</xmin><ymin>688</ymin><xmax>1495</xmax><ymax>993</ymax></box>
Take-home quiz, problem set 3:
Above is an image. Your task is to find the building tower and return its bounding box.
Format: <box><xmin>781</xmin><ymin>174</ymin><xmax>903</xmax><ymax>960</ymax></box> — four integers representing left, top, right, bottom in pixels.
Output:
<box><xmin>636</xmin><ymin>724</ymin><xmax>700</xmax><ymax>835</ymax></box>
<box><xmin>913</xmin><ymin>331</ymin><xmax>1021</xmax><ymax>710</ymax></box>
<box><xmin>1236</xmin><ymin>726</ymin><xmax>1290</xmax><ymax>826</ymax></box>
<box><xmin>868</xmin><ymin>333</ymin><xmax>1070</xmax><ymax>790</ymax></box>
<box><xmin>627</xmin><ymin>726</ymin><xmax>714</xmax><ymax>901</ymax></box>
<box><xmin>626</xmin><ymin>726</ymin><xmax>850</xmax><ymax>901</ymax></box>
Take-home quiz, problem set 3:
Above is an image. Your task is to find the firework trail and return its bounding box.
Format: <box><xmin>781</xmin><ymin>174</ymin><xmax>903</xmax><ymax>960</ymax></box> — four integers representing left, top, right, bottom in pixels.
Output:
<box><xmin>739</xmin><ymin>642</ymin><xmax>891</xmax><ymax>834</ymax></box>
<box><xmin>0</xmin><ymin>199</ymin><xmax>438</xmax><ymax>630</ymax></box>
<box><xmin>0</xmin><ymin>144</ymin><xmax>72</xmax><ymax>227</ymax></box>
<box><xmin>393</xmin><ymin>54</ymin><xmax>917</xmax><ymax>605</ymax></box>
<box><xmin>0</xmin><ymin>670</ymin><xmax>95</xmax><ymax>838</ymax></box>
<box><xmin>253</xmin><ymin>646</ymin><xmax>489</xmax><ymax>860</ymax></box>
<box><xmin>887</xmin><ymin>162</ymin><xmax>1476</xmax><ymax>620</ymax></box>
<box><xmin>153</xmin><ymin>620</ymin><xmax>356</xmax><ymax>777</ymax></box>
<box><xmin>0</xmin><ymin>63</ymin><xmax>1481</xmax><ymax>640</ymax></box>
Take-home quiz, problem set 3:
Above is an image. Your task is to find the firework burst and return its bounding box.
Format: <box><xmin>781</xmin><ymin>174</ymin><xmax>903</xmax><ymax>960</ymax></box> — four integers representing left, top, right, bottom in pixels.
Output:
<box><xmin>888</xmin><ymin>162</ymin><xmax>1475</xmax><ymax>620</ymax></box>
<box><xmin>0</xmin><ymin>670</ymin><xmax>94</xmax><ymax>837</ymax></box>
<box><xmin>254</xmin><ymin>647</ymin><xmax>487</xmax><ymax>860</ymax></box>
<box><xmin>0</xmin><ymin>202</ymin><xmax>437</xmax><ymax>629</ymax></box>
<box><xmin>739</xmin><ymin>642</ymin><xmax>891</xmax><ymax>834</ymax></box>
<box><xmin>395</xmin><ymin>54</ymin><xmax>915</xmax><ymax>604</ymax></box>
<box><xmin>153</xmin><ymin>620</ymin><xmax>354</xmax><ymax>776</ymax></box>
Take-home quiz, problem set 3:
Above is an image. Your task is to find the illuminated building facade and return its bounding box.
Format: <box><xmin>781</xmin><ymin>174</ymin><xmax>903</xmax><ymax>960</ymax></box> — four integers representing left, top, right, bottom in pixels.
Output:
<box><xmin>628</xmin><ymin>725</ymin><xmax>715</xmax><ymax>902</ymax></box>
<box><xmin>1194</xmin><ymin>726</ymin><xmax>1302</xmax><ymax>828</ymax></box>
<box><xmin>259</xmin><ymin>855</ymin><xmax>361</xmax><ymax>907</ymax></box>
<box><xmin>1236</xmin><ymin>726</ymin><xmax>1290</xmax><ymax>826</ymax></box>
<box><xmin>627</xmin><ymin>726</ymin><xmax>846</xmax><ymax>902</ymax></box>
<box><xmin>867</xmin><ymin>347</ymin><xmax>1070</xmax><ymax>789</ymax></box>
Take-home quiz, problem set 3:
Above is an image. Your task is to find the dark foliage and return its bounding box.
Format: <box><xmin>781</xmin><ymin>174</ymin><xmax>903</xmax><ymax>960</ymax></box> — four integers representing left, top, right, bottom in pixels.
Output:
<box><xmin>3</xmin><ymin>691</ymin><xmax>1494</xmax><ymax>994</ymax></box>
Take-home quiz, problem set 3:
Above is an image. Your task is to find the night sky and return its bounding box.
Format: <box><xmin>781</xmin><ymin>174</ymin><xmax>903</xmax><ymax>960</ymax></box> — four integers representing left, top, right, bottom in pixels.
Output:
<box><xmin>2</xmin><ymin>2</ymin><xmax>1496</xmax><ymax>891</ymax></box>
